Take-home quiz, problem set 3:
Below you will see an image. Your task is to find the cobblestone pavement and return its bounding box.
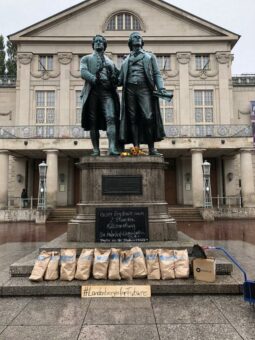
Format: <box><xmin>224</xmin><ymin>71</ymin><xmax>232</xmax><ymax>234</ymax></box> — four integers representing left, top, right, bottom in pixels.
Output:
<box><xmin>0</xmin><ymin>222</ymin><xmax>254</xmax><ymax>339</ymax></box>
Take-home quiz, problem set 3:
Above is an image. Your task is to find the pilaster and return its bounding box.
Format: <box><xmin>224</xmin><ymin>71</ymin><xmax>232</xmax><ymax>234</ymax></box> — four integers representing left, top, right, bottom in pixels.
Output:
<box><xmin>45</xmin><ymin>149</ymin><xmax>59</xmax><ymax>208</ymax></box>
<box><xmin>58</xmin><ymin>53</ymin><xmax>72</xmax><ymax>125</ymax></box>
<box><xmin>216</xmin><ymin>52</ymin><xmax>233</xmax><ymax>124</ymax></box>
<box><xmin>0</xmin><ymin>151</ymin><xmax>9</xmax><ymax>209</ymax></box>
<box><xmin>191</xmin><ymin>149</ymin><xmax>205</xmax><ymax>207</ymax></box>
<box><xmin>17</xmin><ymin>53</ymin><xmax>33</xmax><ymax>126</ymax></box>
<box><xmin>177</xmin><ymin>52</ymin><xmax>191</xmax><ymax>125</ymax></box>
<box><xmin>240</xmin><ymin>148</ymin><xmax>255</xmax><ymax>207</ymax></box>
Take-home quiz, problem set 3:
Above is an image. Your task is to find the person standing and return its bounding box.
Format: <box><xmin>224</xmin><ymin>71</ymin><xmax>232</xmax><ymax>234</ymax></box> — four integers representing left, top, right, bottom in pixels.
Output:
<box><xmin>21</xmin><ymin>188</ymin><xmax>28</xmax><ymax>208</ymax></box>
<box><xmin>118</xmin><ymin>32</ymin><xmax>168</xmax><ymax>156</ymax></box>
<box><xmin>80</xmin><ymin>35</ymin><xmax>120</xmax><ymax>156</ymax></box>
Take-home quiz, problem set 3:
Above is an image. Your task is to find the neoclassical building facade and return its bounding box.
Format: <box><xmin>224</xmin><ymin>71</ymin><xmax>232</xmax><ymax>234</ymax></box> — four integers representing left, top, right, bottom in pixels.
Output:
<box><xmin>0</xmin><ymin>0</ymin><xmax>254</xmax><ymax>211</ymax></box>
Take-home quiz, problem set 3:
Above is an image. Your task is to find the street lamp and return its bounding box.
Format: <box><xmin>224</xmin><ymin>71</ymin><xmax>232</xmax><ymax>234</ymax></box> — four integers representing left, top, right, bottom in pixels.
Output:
<box><xmin>37</xmin><ymin>161</ymin><xmax>48</xmax><ymax>210</ymax></box>
<box><xmin>202</xmin><ymin>160</ymin><xmax>212</xmax><ymax>208</ymax></box>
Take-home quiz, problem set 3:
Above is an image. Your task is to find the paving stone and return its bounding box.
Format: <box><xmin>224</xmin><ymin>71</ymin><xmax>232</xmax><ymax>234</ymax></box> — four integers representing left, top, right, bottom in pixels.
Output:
<box><xmin>0</xmin><ymin>325</ymin><xmax>80</xmax><ymax>340</ymax></box>
<box><xmin>157</xmin><ymin>324</ymin><xmax>243</xmax><ymax>340</ymax></box>
<box><xmin>78</xmin><ymin>325</ymin><xmax>159</xmax><ymax>340</ymax></box>
<box><xmin>0</xmin><ymin>327</ymin><xmax>6</xmax><ymax>335</ymax></box>
<box><xmin>84</xmin><ymin>304</ymin><xmax>155</xmax><ymax>325</ymax></box>
<box><xmin>0</xmin><ymin>298</ymin><xmax>31</xmax><ymax>325</ymax></box>
<box><xmin>235</xmin><ymin>323</ymin><xmax>255</xmax><ymax>340</ymax></box>
<box><xmin>152</xmin><ymin>296</ymin><xmax>227</xmax><ymax>324</ymax></box>
<box><xmin>89</xmin><ymin>297</ymin><xmax>152</xmax><ymax>308</ymax></box>
<box><xmin>212</xmin><ymin>295</ymin><xmax>255</xmax><ymax>324</ymax></box>
<box><xmin>11</xmin><ymin>297</ymin><xmax>90</xmax><ymax>326</ymax></box>
<box><xmin>0</xmin><ymin>270</ymin><xmax>10</xmax><ymax>286</ymax></box>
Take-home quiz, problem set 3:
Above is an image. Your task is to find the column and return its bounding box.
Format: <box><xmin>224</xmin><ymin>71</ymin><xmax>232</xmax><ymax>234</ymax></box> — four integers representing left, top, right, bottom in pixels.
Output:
<box><xmin>177</xmin><ymin>52</ymin><xmax>191</xmax><ymax>125</ymax></box>
<box><xmin>216</xmin><ymin>52</ymin><xmax>233</xmax><ymax>124</ymax></box>
<box><xmin>16</xmin><ymin>53</ymin><xmax>33</xmax><ymax>126</ymax></box>
<box><xmin>191</xmin><ymin>149</ymin><xmax>205</xmax><ymax>207</ymax></box>
<box><xmin>45</xmin><ymin>150</ymin><xmax>59</xmax><ymax>208</ymax></box>
<box><xmin>58</xmin><ymin>53</ymin><xmax>72</xmax><ymax>125</ymax></box>
<box><xmin>0</xmin><ymin>151</ymin><xmax>9</xmax><ymax>209</ymax></box>
<box><xmin>240</xmin><ymin>149</ymin><xmax>255</xmax><ymax>207</ymax></box>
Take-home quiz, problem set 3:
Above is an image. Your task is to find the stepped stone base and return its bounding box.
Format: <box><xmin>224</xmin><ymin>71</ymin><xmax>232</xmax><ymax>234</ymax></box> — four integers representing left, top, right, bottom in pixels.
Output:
<box><xmin>1</xmin><ymin>276</ymin><xmax>242</xmax><ymax>297</ymax></box>
<box><xmin>3</xmin><ymin>232</ymin><xmax>241</xmax><ymax>296</ymax></box>
<box><xmin>9</xmin><ymin>232</ymin><xmax>233</xmax><ymax>278</ymax></box>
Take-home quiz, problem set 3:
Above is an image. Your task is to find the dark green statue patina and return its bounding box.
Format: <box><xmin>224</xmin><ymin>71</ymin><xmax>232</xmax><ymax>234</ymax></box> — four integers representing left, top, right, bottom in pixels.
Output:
<box><xmin>80</xmin><ymin>35</ymin><xmax>120</xmax><ymax>156</ymax></box>
<box><xmin>118</xmin><ymin>32</ymin><xmax>169</xmax><ymax>156</ymax></box>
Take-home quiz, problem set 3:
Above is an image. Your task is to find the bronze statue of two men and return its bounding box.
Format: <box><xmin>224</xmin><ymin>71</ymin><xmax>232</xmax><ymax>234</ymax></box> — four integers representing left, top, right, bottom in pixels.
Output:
<box><xmin>80</xmin><ymin>32</ymin><xmax>169</xmax><ymax>156</ymax></box>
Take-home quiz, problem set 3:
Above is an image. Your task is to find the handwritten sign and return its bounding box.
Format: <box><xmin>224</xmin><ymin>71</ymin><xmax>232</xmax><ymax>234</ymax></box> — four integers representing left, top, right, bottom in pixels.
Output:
<box><xmin>81</xmin><ymin>285</ymin><xmax>151</xmax><ymax>298</ymax></box>
<box><xmin>95</xmin><ymin>207</ymin><xmax>149</xmax><ymax>242</ymax></box>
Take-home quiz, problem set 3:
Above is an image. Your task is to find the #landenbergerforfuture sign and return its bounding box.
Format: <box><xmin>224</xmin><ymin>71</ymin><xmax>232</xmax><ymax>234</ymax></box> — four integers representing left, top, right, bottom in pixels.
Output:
<box><xmin>81</xmin><ymin>285</ymin><xmax>151</xmax><ymax>298</ymax></box>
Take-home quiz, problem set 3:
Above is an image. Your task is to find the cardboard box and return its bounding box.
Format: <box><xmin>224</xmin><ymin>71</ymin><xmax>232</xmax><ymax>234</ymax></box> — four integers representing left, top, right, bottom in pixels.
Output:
<box><xmin>193</xmin><ymin>258</ymin><xmax>216</xmax><ymax>283</ymax></box>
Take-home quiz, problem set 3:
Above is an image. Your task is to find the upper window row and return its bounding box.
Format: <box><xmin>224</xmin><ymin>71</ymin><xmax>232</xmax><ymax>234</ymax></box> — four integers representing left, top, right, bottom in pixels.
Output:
<box><xmin>35</xmin><ymin>89</ymin><xmax>214</xmax><ymax>127</ymax></box>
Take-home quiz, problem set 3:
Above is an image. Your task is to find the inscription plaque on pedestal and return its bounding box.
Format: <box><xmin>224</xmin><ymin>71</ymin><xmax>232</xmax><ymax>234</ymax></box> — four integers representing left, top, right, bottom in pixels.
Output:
<box><xmin>102</xmin><ymin>176</ymin><xmax>142</xmax><ymax>195</ymax></box>
<box><xmin>96</xmin><ymin>207</ymin><xmax>149</xmax><ymax>242</ymax></box>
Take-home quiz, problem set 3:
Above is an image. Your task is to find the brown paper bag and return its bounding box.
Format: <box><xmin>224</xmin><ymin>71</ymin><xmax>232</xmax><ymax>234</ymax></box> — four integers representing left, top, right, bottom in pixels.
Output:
<box><xmin>75</xmin><ymin>249</ymin><xmax>94</xmax><ymax>280</ymax></box>
<box><xmin>29</xmin><ymin>251</ymin><xmax>51</xmax><ymax>282</ymax></box>
<box><xmin>60</xmin><ymin>249</ymin><xmax>77</xmax><ymax>281</ymax></box>
<box><xmin>120</xmin><ymin>250</ymin><xmax>133</xmax><ymax>280</ymax></box>
<box><xmin>93</xmin><ymin>248</ymin><xmax>111</xmax><ymax>279</ymax></box>
<box><xmin>131</xmin><ymin>247</ymin><xmax>147</xmax><ymax>278</ymax></box>
<box><xmin>174</xmin><ymin>249</ymin><xmax>189</xmax><ymax>279</ymax></box>
<box><xmin>108</xmin><ymin>248</ymin><xmax>121</xmax><ymax>280</ymax></box>
<box><xmin>193</xmin><ymin>258</ymin><xmax>216</xmax><ymax>282</ymax></box>
<box><xmin>145</xmin><ymin>249</ymin><xmax>161</xmax><ymax>280</ymax></box>
<box><xmin>44</xmin><ymin>251</ymin><xmax>60</xmax><ymax>281</ymax></box>
<box><xmin>159</xmin><ymin>249</ymin><xmax>175</xmax><ymax>280</ymax></box>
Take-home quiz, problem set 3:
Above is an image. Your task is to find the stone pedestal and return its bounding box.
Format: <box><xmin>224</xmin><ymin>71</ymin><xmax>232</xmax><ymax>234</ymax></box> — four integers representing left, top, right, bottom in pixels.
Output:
<box><xmin>67</xmin><ymin>156</ymin><xmax>177</xmax><ymax>242</ymax></box>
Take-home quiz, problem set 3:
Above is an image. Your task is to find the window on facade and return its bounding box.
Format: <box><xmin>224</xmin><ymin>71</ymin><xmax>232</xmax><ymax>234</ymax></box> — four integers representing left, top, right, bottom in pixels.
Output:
<box><xmin>160</xmin><ymin>91</ymin><xmax>174</xmax><ymax>125</ymax></box>
<box><xmin>156</xmin><ymin>56</ymin><xmax>171</xmax><ymax>70</ymax></box>
<box><xmin>39</xmin><ymin>56</ymin><xmax>53</xmax><ymax>71</ymax></box>
<box><xmin>76</xmin><ymin>90</ymin><xmax>82</xmax><ymax>124</ymax></box>
<box><xmin>194</xmin><ymin>90</ymin><xmax>213</xmax><ymax>123</ymax></box>
<box><xmin>195</xmin><ymin>55</ymin><xmax>210</xmax><ymax>70</ymax></box>
<box><xmin>35</xmin><ymin>91</ymin><xmax>55</xmax><ymax>137</ymax></box>
<box><xmin>106</xmin><ymin>13</ymin><xmax>141</xmax><ymax>31</ymax></box>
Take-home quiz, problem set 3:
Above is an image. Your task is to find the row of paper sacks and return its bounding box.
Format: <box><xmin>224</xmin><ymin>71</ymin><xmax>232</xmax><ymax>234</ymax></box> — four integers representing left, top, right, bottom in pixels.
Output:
<box><xmin>29</xmin><ymin>247</ymin><xmax>189</xmax><ymax>282</ymax></box>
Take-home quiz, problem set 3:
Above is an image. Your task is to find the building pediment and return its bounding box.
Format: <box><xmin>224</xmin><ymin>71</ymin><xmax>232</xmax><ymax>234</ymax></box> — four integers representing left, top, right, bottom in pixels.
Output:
<box><xmin>9</xmin><ymin>0</ymin><xmax>239</xmax><ymax>47</ymax></box>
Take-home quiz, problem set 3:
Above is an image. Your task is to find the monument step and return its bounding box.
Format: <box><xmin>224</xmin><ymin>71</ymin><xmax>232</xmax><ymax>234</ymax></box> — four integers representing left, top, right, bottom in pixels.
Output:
<box><xmin>168</xmin><ymin>207</ymin><xmax>203</xmax><ymax>222</ymax></box>
<box><xmin>1</xmin><ymin>275</ymin><xmax>241</xmax><ymax>297</ymax></box>
<box><xmin>38</xmin><ymin>232</ymin><xmax>195</xmax><ymax>254</ymax></box>
<box><xmin>47</xmin><ymin>208</ymin><xmax>76</xmax><ymax>222</ymax></box>
<box><xmin>9</xmin><ymin>235</ymin><xmax>233</xmax><ymax>278</ymax></box>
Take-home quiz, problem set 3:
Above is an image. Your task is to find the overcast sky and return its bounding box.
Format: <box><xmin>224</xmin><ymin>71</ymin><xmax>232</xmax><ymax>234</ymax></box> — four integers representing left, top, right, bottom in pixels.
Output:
<box><xmin>0</xmin><ymin>0</ymin><xmax>254</xmax><ymax>74</ymax></box>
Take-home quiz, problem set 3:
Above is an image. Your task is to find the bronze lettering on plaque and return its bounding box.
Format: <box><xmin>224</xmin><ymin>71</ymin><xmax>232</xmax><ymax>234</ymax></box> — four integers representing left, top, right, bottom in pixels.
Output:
<box><xmin>102</xmin><ymin>175</ymin><xmax>142</xmax><ymax>195</ymax></box>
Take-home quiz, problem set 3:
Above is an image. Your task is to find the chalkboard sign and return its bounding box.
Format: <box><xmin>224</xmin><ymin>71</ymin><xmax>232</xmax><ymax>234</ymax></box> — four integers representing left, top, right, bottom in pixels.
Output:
<box><xmin>96</xmin><ymin>207</ymin><xmax>149</xmax><ymax>242</ymax></box>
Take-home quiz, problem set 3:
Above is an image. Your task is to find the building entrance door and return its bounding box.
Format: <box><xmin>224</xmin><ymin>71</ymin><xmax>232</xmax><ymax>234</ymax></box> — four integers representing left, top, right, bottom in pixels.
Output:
<box><xmin>165</xmin><ymin>158</ymin><xmax>177</xmax><ymax>205</ymax></box>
